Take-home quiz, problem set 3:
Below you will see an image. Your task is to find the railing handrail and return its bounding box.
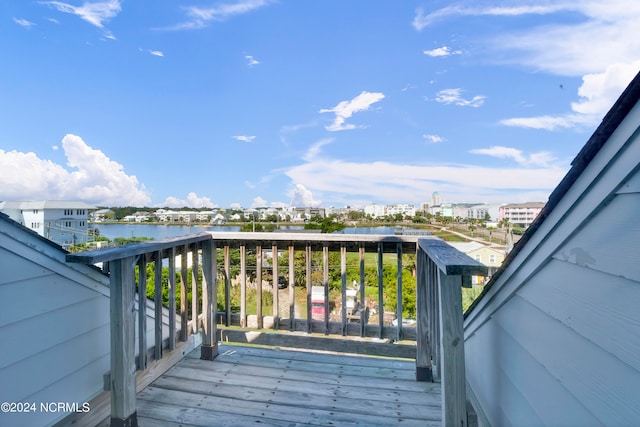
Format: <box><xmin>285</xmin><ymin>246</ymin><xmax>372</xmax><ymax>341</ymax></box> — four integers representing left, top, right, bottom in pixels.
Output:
<box><xmin>66</xmin><ymin>232</ymin><xmax>213</xmax><ymax>264</ymax></box>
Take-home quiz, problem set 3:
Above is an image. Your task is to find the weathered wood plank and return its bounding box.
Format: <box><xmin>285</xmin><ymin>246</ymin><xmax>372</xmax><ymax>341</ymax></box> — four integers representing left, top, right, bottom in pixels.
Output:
<box><xmin>109</xmin><ymin>257</ymin><xmax>138</xmax><ymax>425</ymax></box>
<box><xmin>134</xmin><ymin>344</ymin><xmax>441</xmax><ymax>426</ymax></box>
<box><xmin>418</xmin><ymin>238</ymin><xmax>487</xmax><ymax>277</ymax></box>
<box><xmin>438</xmin><ymin>272</ymin><xmax>467</xmax><ymax>426</ymax></box>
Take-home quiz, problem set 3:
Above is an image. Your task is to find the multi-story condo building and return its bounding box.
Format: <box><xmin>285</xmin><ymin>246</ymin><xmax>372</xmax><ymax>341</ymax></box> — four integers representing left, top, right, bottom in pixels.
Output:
<box><xmin>499</xmin><ymin>202</ymin><xmax>545</xmax><ymax>228</ymax></box>
<box><xmin>0</xmin><ymin>200</ymin><xmax>94</xmax><ymax>247</ymax></box>
<box><xmin>364</xmin><ymin>204</ymin><xmax>387</xmax><ymax>218</ymax></box>
<box><xmin>386</xmin><ymin>204</ymin><xmax>416</xmax><ymax>218</ymax></box>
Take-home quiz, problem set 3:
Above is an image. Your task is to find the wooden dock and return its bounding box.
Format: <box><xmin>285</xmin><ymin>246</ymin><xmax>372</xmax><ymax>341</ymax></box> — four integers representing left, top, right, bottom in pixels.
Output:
<box><xmin>130</xmin><ymin>344</ymin><xmax>442</xmax><ymax>426</ymax></box>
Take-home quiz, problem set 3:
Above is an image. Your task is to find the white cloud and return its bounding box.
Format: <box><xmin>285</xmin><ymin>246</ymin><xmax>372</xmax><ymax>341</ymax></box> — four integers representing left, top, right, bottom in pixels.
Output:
<box><xmin>41</xmin><ymin>0</ymin><xmax>121</xmax><ymax>28</ymax></box>
<box><xmin>470</xmin><ymin>146</ymin><xmax>556</xmax><ymax>167</ymax></box>
<box><xmin>289</xmin><ymin>184</ymin><xmax>321</xmax><ymax>208</ymax></box>
<box><xmin>285</xmin><ymin>155</ymin><xmax>565</xmax><ymax>205</ymax></box>
<box><xmin>319</xmin><ymin>91</ymin><xmax>385</xmax><ymax>131</ymax></box>
<box><xmin>160</xmin><ymin>192</ymin><xmax>216</xmax><ymax>208</ymax></box>
<box><xmin>435</xmin><ymin>88</ymin><xmax>486</xmax><ymax>107</ymax></box>
<box><xmin>149</xmin><ymin>50</ymin><xmax>164</xmax><ymax>57</ymax></box>
<box><xmin>423</xmin><ymin>46</ymin><xmax>461</xmax><ymax>57</ymax></box>
<box><xmin>251</xmin><ymin>196</ymin><xmax>268</xmax><ymax>208</ymax></box>
<box><xmin>245</xmin><ymin>55</ymin><xmax>259</xmax><ymax>66</ymax></box>
<box><xmin>233</xmin><ymin>135</ymin><xmax>256</xmax><ymax>143</ymax></box>
<box><xmin>0</xmin><ymin>134</ymin><xmax>151</xmax><ymax>206</ymax></box>
<box><xmin>423</xmin><ymin>134</ymin><xmax>446</xmax><ymax>144</ymax></box>
<box><xmin>502</xmin><ymin>61</ymin><xmax>640</xmax><ymax>130</ymax></box>
<box><xmin>230</xmin><ymin>202</ymin><xmax>242</xmax><ymax>210</ymax></box>
<box><xmin>413</xmin><ymin>2</ymin><xmax>640</xmax><ymax>131</ymax></box>
<box><xmin>164</xmin><ymin>0</ymin><xmax>270</xmax><ymax>30</ymax></box>
<box><xmin>413</xmin><ymin>4</ymin><xmax>574</xmax><ymax>32</ymax></box>
<box><xmin>14</xmin><ymin>17</ymin><xmax>36</xmax><ymax>28</ymax></box>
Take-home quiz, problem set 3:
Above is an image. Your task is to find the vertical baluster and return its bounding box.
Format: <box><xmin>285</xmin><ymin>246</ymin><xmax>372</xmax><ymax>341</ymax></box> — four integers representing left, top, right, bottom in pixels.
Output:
<box><xmin>272</xmin><ymin>244</ymin><xmax>279</xmax><ymax>329</ymax></box>
<box><xmin>396</xmin><ymin>243</ymin><xmax>403</xmax><ymax>342</ymax></box>
<box><xmin>359</xmin><ymin>245</ymin><xmax>366</xmax><ymax>337</ymax></box>
<box><xmin>168</xmin><ymin>247</ymin><xmax>176</xmax><ymax>350</ymax></box>
<box><xmin>377</xmin><ymin>242</ymin><xmax>384</xmax><ymax>338</ymax></box>
<box><xmin>322</xmin><ymin>243</ymin><xmax>329</xmax><ymax>335</ymax></box>
<box><xmin>180</xmin><ymin>245</ymin><xmax>188</xmax><ymax>341</ymax></box>
<box><xmin>256</xmin><ymin>245</ymin><xmax>263</xmax><ymax>329</ymax></box>
<box><xmin>431</xmin><ymin>258</ymin><xmax>441</xmax><ymax>380</ymax></box>
<box><xmin>201</xmin><ymin>239</ymin><xmax>218</xmax><ymax>360</ymax></box>
<box><xmin>224</xmin><ymin>245</ymin><xmax>231</xmax><ymax>326</ymax></box>
<box><xmin>340</xmin><ymin>245</ymin><xmax>347</xmax><ymax>335</ymax></box>
<box><xmin>137</xmin><ymin>255</ymin><xmax>147</xmax><ymax>370</ymax></box>
<box><xmin>288</xmin><ymin>245</ymin><xmax>295</xmax><ymax>331</ymax></box>
<box><xmin>240</xmin><ymin>244</ymin><xmax>247</xmax><ymax>328</ymax></box>
<box><xmin>190</xmin><ymin>243</ymin><xmax>199</xmax><ymax>335</ymax></box>
<box><xmin>306</xmin><ymin>244</ymin><xmax>312</xmax><ymax>333</ymax></box>
<box><xmin>154</xmin><ymin>251</ymin><xmax>163</xmax><ymax>361</ymax></box>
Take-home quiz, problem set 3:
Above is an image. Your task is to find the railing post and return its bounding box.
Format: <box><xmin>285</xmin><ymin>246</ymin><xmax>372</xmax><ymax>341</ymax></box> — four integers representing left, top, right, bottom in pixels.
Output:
<box><xmin>109</xmin><ymin>256</ymin><xmax>138</xmax><ymax>427</ymax></box>
<box><xmin>415</xmin><ymin>251</ymin><xmax>433</xmax><ymax>381</ymax></box>
<box><xmin>201</xmin><ymin>239</ymin><xmax>218</xmax><ymax>360</ymax></box>
<box><xmin>438</xmin><ymin>271</ymin><xmax>467</xmax><ymax>427</ymax></box>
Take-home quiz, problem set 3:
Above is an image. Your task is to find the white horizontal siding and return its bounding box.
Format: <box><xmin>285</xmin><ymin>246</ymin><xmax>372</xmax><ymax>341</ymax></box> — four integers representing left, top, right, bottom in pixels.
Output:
<box><xmin>518</xmin><ymin>258</ymin><xmax>640</xmax><ymax>373</ymax></box>
<box><xmin>553</xmin><ymin>192</ymin><xmax>640</xmax><ymax>282</ymax></box>
<box><xmin>498</xmin><ymin>294</ymin><xmax>640</xmax><ymax>426</ymax></box>
<box><xmin>465</xmin><ymin>318</ymin><xmax>599</xmax><ymax>427</ymax></box>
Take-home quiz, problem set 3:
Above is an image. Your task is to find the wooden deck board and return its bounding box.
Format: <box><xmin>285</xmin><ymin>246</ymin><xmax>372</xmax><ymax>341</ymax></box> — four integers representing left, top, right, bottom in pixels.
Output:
<box><xmin>138</xmin><ymin>344</ymin><xmax>441</xmax><ymax>426</ymax></box>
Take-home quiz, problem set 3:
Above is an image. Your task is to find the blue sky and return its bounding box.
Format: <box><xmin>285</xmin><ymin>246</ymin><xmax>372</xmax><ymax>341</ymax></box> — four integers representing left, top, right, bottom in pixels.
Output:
<box><xmin>1</xmin><ymin>1</ymin><xmax>639</xmax><ymax>209</ymax></box>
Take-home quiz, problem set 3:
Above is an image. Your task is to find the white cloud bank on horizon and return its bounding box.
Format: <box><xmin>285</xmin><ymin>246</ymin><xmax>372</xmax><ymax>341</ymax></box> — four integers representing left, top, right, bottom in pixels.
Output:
<box><xmin>285</xmin><ymin>140</ymin><xmax>567</xmax><ymax>206</ymax></box>
<box><xmin>413</xmin><ymin>1</ymin><xmax>640</xmax><ymax>131</ymax></box>
<box><xmin>0</xmin><ymin>134</ymin><xmax>151</xmax><ymax>206</ymax></box>
<box><xmin>160</xmin><ymin>192</ymin><xmax>216</xmax><ymax>209</ymax></box>
<box><xmin>319</xmin><ymin>91</ymin><xmax>385</xmax><ymax>131</ymax></box>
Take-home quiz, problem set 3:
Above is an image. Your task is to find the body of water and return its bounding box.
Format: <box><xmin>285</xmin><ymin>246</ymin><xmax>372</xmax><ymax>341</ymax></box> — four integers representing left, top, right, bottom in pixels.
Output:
<box><xmin>92</xmin><ymin>223</ymin><xmax>421</xmax><ymax>241</ymax></box>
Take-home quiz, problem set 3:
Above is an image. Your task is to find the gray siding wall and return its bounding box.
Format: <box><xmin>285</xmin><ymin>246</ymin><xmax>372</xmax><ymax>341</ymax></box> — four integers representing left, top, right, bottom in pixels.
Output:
<box><xmin>464</xmin><ymin>105</ymin><xmax>640</xmax><ymax>426</ymax></box>
<box><xmin>0</xmin><ymin>219</ymin><xmax>169</xmax><ymax>427</ymax></box>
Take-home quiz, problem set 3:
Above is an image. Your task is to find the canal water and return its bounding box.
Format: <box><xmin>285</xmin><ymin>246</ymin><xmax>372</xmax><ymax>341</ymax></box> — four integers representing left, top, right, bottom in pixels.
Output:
<box><xmin>92</xmin><ymin>223</ymin><xmax>418</xmax><ymax>241</ymax></box>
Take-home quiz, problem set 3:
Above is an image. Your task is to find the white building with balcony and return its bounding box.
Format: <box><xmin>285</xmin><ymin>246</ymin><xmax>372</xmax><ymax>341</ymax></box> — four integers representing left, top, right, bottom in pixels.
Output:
<box><xmin>0</xmin><ymin>200</ymin><xmax>94</xmax><ymax>247</ymax></box>
<box><xmin>499</xmin><ymin>202</ymin><xmax>545</xmax><ymax>227</ymax></box>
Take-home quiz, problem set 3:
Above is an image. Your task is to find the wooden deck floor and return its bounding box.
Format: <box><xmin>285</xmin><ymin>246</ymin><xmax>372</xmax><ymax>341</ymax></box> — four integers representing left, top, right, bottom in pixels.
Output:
<box><xmin>134</xmin><ymin>344</ymin><xmax>442</xmax><ymax>426</ymax></box>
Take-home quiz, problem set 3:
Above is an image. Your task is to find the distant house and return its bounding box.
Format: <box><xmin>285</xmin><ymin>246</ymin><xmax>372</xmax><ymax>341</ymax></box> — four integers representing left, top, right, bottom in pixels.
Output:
<box><xmin>0</xmin><ymin>200</ymin><xmax>94</xmax><ymax>248</ymax></box>
<box><xmin>91</xmin><ymin>208</ymin><xmax>115</xmax><ymax>222</ymax></box>
<box><xmin>448</xmin><ymin>241</ymin><xmax>505</xmax><ymax>284</ymax></box>
<box><xmin>464</xmin><ymin>71</ymin><xmax>640</xmax><ymax>426</ymax></box>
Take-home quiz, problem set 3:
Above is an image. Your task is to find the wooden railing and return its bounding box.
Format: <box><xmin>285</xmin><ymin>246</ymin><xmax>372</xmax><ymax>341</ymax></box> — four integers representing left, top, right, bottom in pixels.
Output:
<box><xmin>416</xmin><ymin>238</ymin><xmax>487</xmax><ymax>427</ymax></box>
<box><xmin>66</xmin><ymin>231</ymin><xmax>485</xmax><ymax>427</ymax></box>
<box><xmin>66</xmin><ymin>232</ymin><xmax>217</xmax><ymax>427</ymax></box>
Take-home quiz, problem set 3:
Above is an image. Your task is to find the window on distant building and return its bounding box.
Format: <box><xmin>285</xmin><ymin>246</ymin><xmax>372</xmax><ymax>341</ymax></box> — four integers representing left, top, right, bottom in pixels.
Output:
<box><xmin>489</xmin><ymin>254</ymin><xmax>496</xmax><ymax>263</ymax></box>
<box><xmin>33</xmin><ymin>210</ymin><xmax>39</xmax><ymax>214</ymax></box>
<box><xmin>475</xmin><ymin>254</ymin><xmax>482</xmax><ymax>262</ymax></box>
<box><xmin>65</xmin><ymin>221</ymin><xmax>72</xmax><ymax>228</ymax></box>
